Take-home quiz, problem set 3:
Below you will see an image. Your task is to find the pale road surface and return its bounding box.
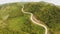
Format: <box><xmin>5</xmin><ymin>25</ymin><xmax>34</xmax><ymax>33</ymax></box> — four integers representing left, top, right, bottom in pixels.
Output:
<box><xmin>22</xmin><ymin>6</ymin><xmax>48</xmax><ymax>34</ymax></box>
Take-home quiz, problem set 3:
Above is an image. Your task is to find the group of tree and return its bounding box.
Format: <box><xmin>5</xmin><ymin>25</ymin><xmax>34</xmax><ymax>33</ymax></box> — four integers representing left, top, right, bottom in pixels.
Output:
<box><xmin>24</xmin><ymin>2</ymin><xmax>60</xmax><ymax>34</ymax></box>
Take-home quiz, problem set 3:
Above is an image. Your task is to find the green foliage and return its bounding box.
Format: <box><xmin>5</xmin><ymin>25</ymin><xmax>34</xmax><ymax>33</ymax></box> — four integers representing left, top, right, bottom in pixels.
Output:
<box><xmin>24</xmin><ymin>2</ymin><xmax>60</xmax><ymax>34</ymax></box>
<box><xmin>0</xmin><ymin>3</ymin><xmax>23</xmax><ymax>18</ymax></box>
<box><xmin>0</xmin><ymin>3</ymin><xmax>45</xmax><ymax>34</ymax></box>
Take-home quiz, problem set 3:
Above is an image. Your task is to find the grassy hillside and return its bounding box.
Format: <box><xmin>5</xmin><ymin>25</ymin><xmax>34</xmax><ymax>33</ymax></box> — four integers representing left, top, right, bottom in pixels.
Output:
<box><xmin>0</xmin><ymin>3</ymin><xmax>45</xmax><ymax>34</ymax></box>
<box><xmin>24</xmin><ymin>2</ymin><xmax>60</xmax><ymax>34</ymax></box>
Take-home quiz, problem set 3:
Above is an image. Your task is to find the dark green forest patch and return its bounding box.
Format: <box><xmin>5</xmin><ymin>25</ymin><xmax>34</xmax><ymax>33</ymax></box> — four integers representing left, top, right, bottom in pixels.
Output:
<box><xmin>24</xmin><ymin>2</ymin><xmax>60</xmax><ymax>34</ymax></box>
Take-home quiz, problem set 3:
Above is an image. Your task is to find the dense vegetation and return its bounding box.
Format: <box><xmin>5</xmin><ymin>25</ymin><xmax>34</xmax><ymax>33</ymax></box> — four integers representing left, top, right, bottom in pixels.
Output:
<box><xmin>0</xmin><ymin>3</ymin><xmax>45</xmax><ymax>34</ymax></box>
<box><xmin>24</xmin><ymin>2</ymin><xmax>60</xmax><ymax>34</ymax></box>
<box><xmin>0</xmin><ymin>2</ymin><xmax>60</xmax><ymax>34</ymax></box>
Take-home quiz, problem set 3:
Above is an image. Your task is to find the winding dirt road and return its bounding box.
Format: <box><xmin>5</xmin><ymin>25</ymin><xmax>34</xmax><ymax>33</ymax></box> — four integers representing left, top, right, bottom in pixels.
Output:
<box><xmin>22</xmin><ymin>6</ymin><xmax>48</xmax><ymax>34</ymax></box>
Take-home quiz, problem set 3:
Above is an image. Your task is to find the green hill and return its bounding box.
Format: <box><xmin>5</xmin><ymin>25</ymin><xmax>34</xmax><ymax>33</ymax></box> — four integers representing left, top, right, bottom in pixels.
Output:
<box><xmin>0</xmin><ymin>2</ymin><xmax>60</xmax><ymax>34</ymax></box>
<box><xmin>24</xmin><ymin>2</ymin><xmax>60</xmax><ymax>34</ymax></box>
<box><xmin>0</xmin><ymin>3</ymin><xmax>45</xmax><ymax>34</ymax></box>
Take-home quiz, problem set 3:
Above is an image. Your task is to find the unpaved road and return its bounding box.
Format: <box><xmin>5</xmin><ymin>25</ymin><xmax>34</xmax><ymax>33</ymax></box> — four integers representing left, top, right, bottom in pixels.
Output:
<box><xmin>22</xmin><ymin>6</ymin><xmax>48</xmax><ymax>34</ymax></box>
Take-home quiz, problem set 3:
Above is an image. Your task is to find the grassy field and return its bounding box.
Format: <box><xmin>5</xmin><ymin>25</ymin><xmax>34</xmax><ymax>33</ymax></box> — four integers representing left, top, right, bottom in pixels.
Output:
<box><xmin>0</xmin><ymin>3</ymin><xmax>45</xmax><ymax>34</ymax></box>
